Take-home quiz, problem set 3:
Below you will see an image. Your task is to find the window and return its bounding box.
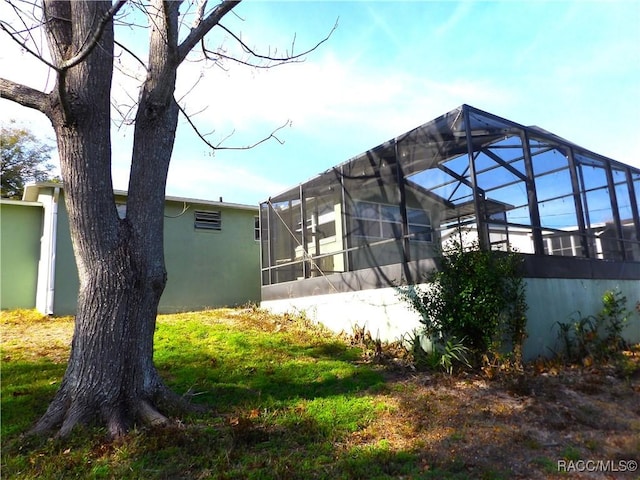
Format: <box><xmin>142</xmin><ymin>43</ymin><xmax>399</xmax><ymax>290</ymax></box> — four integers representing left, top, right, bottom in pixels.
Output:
<box><xmin>353</xmin><ymin>201</ymin><xmax>402</xmax><ymax>240</ymax></box>
<box><xmin>254</xmin><ymin>216</ymin><xmax>260</xmax><ymax>241</ymax></box>
<box><xmin>194</xmin><ymin>210</ymin><xmax>221</xmax><ymax>230</ymax></box>
<box><xmin>304</xmin><ymin>206</ymin><xmax>337</xmax><ymax>241</ymax></box>
<box><xmin>544</xmin><ymin>233</ymin><xmax>579</xmax><ymax>256</ymax></box>
<box><xmin>407</xmin><ymin>207</ymin><xmax>432</xmax><ymax>242</ymax></box>
<box><xmin>352</xmin><ymin>201</ymin><xmax>432</xmax><ymax>242</ymax></box>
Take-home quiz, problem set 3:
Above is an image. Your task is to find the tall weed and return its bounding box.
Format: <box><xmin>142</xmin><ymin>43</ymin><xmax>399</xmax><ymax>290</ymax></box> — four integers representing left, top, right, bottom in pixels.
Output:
<box><xmin>555</xmin><ymin>289</ymin><xmax>633</xmax><ymax>364</ymax></box>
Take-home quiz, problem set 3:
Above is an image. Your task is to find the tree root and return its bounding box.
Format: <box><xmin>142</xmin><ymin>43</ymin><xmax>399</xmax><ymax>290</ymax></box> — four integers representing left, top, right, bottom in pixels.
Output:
<box><xmin>137</xmin><ymin>399</ymin><xmax>170</xmax><ymax>427</ymax></box>
<box><xmin>28</xmin><ymin>367</ymin><xmax>211</xmax><ymax>439</ymax></box>
<box><xmin>29</xmin><ymin>388</ymin><xmax>70</xmax><ymax>436</ymax></box>
<box><xmin>29</xmin><ymin>388</ymin><xmax>202</xmax><ymax>439</ymax></box>
<box><xmin>155</xmin><ymin>383</ymin><xmax>210</xmax><ymax>414</ymax></box>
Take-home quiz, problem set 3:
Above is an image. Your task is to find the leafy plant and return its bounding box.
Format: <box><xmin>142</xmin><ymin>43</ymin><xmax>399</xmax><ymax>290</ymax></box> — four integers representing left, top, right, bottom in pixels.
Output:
<box><xmin>600</xmin><ymin>290</ymin><xmax>630</xmax><ymax>352</ymax></box>
<box><xmin>402</xmin><ymin>331</ymin><xmax>471</xmax><ymax>374</ymax></box>
<box><xmin>436</xmin><ymin>336</ymin><xmax>472</xmax><ymax>375</ymax></box>
<box><xmin>555</xmin><ymin>289</ymin><xmax>633</xmax><ymax>364</ymax></box>
<box><xmin>398</xmin><ymin>235</ymin><xmax>527</xmax><ymax>370</ymax></box>
<box><xmin>400</xmin><ymin>330</ymin><xmax>432</xmax><ymax>370</ymax></box>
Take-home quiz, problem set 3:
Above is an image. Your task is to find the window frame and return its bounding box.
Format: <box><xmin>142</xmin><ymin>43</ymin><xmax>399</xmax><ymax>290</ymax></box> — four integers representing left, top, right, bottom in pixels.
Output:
<box><xmin>352</xmin><ymin>200</ymin><xmax>432</xmax><ymax>243</ymax></box>
<box><xmin>254</xmin><ymin>216</ymin><xmax>260</xmax><ymax>241</ymax></box>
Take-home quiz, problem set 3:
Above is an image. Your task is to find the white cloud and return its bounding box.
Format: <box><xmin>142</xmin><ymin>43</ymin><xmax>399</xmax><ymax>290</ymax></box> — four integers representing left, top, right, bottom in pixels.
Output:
<box><xmin>166</xmin><ymin>154</ymin><xmax>289</xmax><ymax>204</ymax></box>
<box><xmin>176</xmin><ymin>49</ymin><xmax>512</xmax><ymax>146</ymax></box>
<box><xmin>2</xmin><ymin>0</ymin><xmax>638</xmax><ymax>207</ymax></box>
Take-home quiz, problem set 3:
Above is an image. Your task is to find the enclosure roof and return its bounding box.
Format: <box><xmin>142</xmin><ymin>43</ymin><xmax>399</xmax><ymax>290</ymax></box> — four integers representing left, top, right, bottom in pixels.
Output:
<box><xmin>264</xmin><ymin>104</ymin><xmax>637</xmax><ymax>203</ymax></box>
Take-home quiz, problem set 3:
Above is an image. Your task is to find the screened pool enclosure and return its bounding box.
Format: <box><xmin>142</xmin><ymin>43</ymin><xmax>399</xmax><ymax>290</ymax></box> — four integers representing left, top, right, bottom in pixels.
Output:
<box><xmin>260</xmin><ymin>105</ymin><xmax>640</xmax><ymax>295</ymax></box>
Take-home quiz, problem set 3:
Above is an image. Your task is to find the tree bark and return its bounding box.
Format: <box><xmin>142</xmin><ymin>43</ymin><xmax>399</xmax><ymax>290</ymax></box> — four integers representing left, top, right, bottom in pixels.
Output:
<box><xmin>30</xmin><ymin>0</ymin><xmax>184</xmax><ymax>437</ymax></box>
<box><xmin>0</xmin><ymin>0</ymin><xmax>243</xmax><ymax>438</ymax></box>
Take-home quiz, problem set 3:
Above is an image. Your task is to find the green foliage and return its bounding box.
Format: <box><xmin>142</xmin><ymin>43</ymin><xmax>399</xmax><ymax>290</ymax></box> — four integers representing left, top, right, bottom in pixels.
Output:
<box><xmin>434</xmin><ymin>336</ymin><xmax>472</xmax><ymax>375</ymax></box>
<box><xmin>398</xmin><ymin>236</ymin><xmax>528</xmax><ymax>370</ymax></box>
<box><xmin>0</xmin><ymin>123</ymin><xmax>57</xmax><ymax>199</ymax></box>
<box><xmin>555</xmin><ymin>289</ymin><xmax>633</xmax><ymax>364</ymax></box>
<box><xmin>403</xmin><ymin>331</ymin><xmax>473</xmax><ymax>374</ymax></box>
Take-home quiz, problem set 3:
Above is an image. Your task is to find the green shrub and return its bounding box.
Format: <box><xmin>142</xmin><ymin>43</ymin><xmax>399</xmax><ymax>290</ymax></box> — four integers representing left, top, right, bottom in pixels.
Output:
<box><xmin>402</xmin><ymin>331</ymin><xmax>471</xmax><ymax>374</ymax></box>
<box><xmin>398</xmin><ymin>236</ymin><xmax>527</xmax><ymax>370</ymax></box>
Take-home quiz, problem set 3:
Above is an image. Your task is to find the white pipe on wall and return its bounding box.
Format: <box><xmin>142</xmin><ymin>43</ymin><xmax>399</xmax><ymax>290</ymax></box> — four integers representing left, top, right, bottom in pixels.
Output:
<box><xmin>45</xmin><ymin>187</ymin><xmax>59</xmax><ymax>314</ymax></box>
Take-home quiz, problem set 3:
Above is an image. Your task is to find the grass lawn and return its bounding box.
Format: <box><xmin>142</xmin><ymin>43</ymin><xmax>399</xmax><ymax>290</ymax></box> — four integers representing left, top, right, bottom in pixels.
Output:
<box><xmin>1</xmin><ymin>308</ymin><xmax>639</xmax><ymax>479</ymax></box>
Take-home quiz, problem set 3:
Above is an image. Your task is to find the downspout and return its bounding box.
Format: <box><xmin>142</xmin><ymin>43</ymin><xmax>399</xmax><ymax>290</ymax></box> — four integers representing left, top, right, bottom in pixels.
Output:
<box><xmin>45</xmin><ymin>187</ymin><xmax>60</xmax><ymax>314</ymax></box>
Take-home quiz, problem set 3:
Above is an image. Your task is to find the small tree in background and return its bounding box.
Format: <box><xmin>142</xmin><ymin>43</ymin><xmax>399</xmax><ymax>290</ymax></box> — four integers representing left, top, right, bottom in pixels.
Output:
<box><xmin>1</xmin><ymin>124</ymin><xmax>57</xmax><ymax>199</ymax></box>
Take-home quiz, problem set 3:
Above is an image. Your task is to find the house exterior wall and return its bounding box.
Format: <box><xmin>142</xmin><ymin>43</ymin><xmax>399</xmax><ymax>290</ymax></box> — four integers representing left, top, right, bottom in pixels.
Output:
<box><xmin>0</xmin><ymin>201</ymin><xmax>43</xmax><ymax>309</ymax></box>
<box><xmin>51</xmin><ymin>190</ymin><xmax>78</xmax><ymax>315</ymax></box>
<box><xmin>524</xmin><ymin>278</ymin><xmax>640</xmax><ymax>359</ymax></box>
<box><xmin>49</xmin><ymin>194</ymin><xmax>261</xmax><ymax>315</ymax></box>
<box><xmin>261</xmin><ymin>277</ymin><xmax>640</xmax><ymax>361</ymax></box>
<box><xmin>160</xmin><ymin>200</ymin><xmax>261</xmax><ymax>312</ymax></box>
<box><xmin>1</xmin><ymin>185</ymin><xmax>260</xmax><ymax>315</ymax></box>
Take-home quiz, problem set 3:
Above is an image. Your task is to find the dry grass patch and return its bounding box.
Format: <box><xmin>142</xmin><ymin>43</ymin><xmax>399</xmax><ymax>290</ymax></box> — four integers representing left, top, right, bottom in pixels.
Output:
<box><xmin>0</xmin><ymin>309</ymin><xmax>73</xmax><ymax>364</ymax></box>
<box><xmin>340</xmin><ymin>361</ymin><xmax>640</xmax><ymax>479</ymax></box>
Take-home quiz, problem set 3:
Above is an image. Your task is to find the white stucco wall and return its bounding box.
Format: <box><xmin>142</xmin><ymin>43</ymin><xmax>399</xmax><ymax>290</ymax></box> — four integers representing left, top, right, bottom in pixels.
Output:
<box><xmin>262</xmin><ymin>278</ymin><xmax>640</xmax><ymax>360</ymax></box>
<box><xmin>263</xmin><ymin>286</ymin><xmax>422</xmax><ymax>343</ymax></box>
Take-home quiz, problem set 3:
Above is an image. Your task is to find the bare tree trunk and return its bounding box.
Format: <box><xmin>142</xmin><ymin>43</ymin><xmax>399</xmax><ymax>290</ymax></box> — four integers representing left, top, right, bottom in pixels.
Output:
<box><xmin>31</xmin><ymin>0</ymin><xmax>181</xmax><ymax>437</ymax></box>
<box><xmin>0</xmin><ymin>0</ymin><xmax>242</xmax><ymax>439</ymax></box>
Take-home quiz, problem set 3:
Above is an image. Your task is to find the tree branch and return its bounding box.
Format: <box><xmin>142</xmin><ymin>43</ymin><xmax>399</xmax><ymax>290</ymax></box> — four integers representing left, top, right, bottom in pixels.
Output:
<box><xmin>115</xmin><ymin>39</ymin><xmax>147</xmax><ymax>71</ymax></box>
<box><xmin>58</xmin><ymin>0</ymin><xmax>128</xmax><ymax>71</ymax></box>
<box><xmin>216</xmin><ymin>19</ymin><xmax>338</xmax><ymax>64</ymax></box>
<box><xmin>0</xmin><ymin>18</ymin><xmax>60</xmax><ymax>72</ymax></box>
<box><xmin>202</xmin><ymin>47</ymin><xmax>304</xmax><ymax>70</ymax></box>
<box><xmin>192</xmin><ymin>0</ymin><xmax>208</xmax><ymax>29</ymax></box>
<box><xmin>0</xmin><ymin>78</ymin><xmax>50</xmax><ymax>115</ymax></box>
<box><xmin>177</xmin><ymin>3</ymin><xmax>336</xmax><ymax>153</ymax></box>
<box><xmin>177</xmin><ymin>0</ymin><xmax>241</xmax><ymax>65</ymax></box>
<box><xmin>19</xmin><ymin>0</ymin><xmax>126</xmax><ymax>125</ymax></box>
<box><xmin>177</xmin><ymin>102</ymin><xmax>290</xmax><ymax>152</ymax></box>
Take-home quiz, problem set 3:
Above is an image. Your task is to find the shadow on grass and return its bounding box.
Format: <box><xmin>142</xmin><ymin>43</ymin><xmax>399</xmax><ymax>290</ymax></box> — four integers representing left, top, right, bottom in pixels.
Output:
<box><xmin>1</xmin><ymin>360</ymin><xmax>66</xmax><ymax>437</ymax></box>
<box><xmin>1</xmin><ymin>314</ymin><xmax>458</xmax><ymax>479</ymax></box>
<box><xmin>174</xmin><ymin>364</ymin><xmax>385</xmax><ymax>410</ymax></box>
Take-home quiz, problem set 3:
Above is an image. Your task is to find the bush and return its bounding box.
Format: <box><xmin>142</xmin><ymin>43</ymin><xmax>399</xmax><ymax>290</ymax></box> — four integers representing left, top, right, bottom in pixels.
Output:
<box><xmin>398</xmin><ymin>236</ymin><xmax>527</xmax><ymax>371</ymax></box>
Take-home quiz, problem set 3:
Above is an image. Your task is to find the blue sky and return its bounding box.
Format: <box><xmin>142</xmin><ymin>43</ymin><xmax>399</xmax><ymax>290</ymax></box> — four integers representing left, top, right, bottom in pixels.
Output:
<box><xmin>1</xmin><ymin>0</ymin><xmax>639</xmax><ymax>206</ymax></box>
